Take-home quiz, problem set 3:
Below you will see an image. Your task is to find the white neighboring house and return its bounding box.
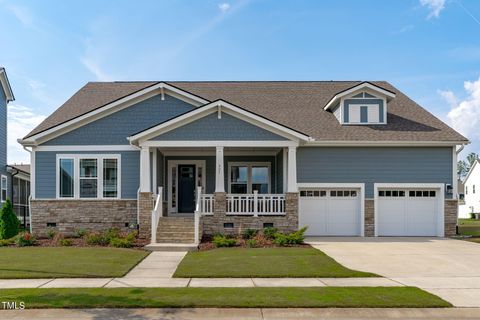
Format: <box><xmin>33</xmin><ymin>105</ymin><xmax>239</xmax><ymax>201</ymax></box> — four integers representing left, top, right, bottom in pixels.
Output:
<box><xmin>460</xmin><ymin>160</ymin><xmax>480</xmax><ymax>218</ymax></box>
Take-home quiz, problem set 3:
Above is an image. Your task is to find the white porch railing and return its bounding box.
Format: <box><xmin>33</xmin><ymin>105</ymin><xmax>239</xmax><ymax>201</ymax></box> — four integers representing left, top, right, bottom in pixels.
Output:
<box><xmin>227</xmin><ymin>191</ymin><xmax>285</xmax><ymax>216</ymax></box>
<box><xmin>151</xmin><ymin>187</ymin><xmax>163</xmax><ymax>244</ymax></box>
<box><xmin>199</xmin><ymin>194</ymin><xmax>214</xmax><ymax>215</ymax></box>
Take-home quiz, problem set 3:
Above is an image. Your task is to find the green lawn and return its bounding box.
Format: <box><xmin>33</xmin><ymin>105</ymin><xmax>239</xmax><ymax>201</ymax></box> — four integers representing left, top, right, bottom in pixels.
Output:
<box><xmin>0</xmin><ymin>247</ymin><xmax>149</xmax><ymax>279</ymax></box>
<box><xmin>458</xmin><ymin>218</ymin><xmax>480</xmax><ymax>237</ymax></box>
<box><xmin>0</xmin><ymin>287</ymin><xmax>451</xmax><ymax>308</ymax></box>
<box><xmin>173</xmin><ymin>247</ymin><xmax>377</xmax><ymax>278</ymax></box>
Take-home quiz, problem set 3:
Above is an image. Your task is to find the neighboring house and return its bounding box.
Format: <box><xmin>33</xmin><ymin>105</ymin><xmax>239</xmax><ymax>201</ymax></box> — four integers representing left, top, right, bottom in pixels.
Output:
<box><xmin>459</xmin><ymin>160</ymin><xmax>480</xmax><ymax>218</ymax></box>
<box><xmin>0</xmin><ymin>68</ymin><xmax>32</xmax><ymax>226</ymax></box>
<box><xmin>18</xmin><ymin>81</ymin><xmax>468</xmax><ymax>244</ymax></box>
<box><xmin>7</xmin><ymin>164</ymin><xmax>31</xmax><ymax>226</ymax></box>
<box><xmin>0</xmin><ymin>68</ymin><xmax>16</xmax><ymax>203</ymax></box>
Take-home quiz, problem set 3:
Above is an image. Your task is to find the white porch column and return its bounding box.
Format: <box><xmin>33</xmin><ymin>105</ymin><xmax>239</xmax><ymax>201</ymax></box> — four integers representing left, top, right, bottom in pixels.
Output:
<box><xmin>287</xmin><ymin>146</ymin><xmax>297</xmax><ymax>192</ymax></box>
<box><xmin>283</xmin><ymin>147</ymin><xmax>288</xmax><ymax>193</ymax></box>
<box><xmin>140</xmin><ymin>146</ymin><xmax>151</xmax><ymax>192</ymax></box>
<box><xmin>215</xmin><ymin>146</ymin><xmax>225</xmax><ymax>192</ymax></box>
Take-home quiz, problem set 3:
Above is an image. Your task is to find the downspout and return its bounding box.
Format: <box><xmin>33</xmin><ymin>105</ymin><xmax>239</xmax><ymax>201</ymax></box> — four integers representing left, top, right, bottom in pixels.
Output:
<box><xmin>9</xmin><ymin>167</ymin><xmax>20</xmax><ymax>226</ymax></box>
<box><xmin>22</xmin><ymin>146</ymin><xmax>33</xmax><ymax>234</ymax></box>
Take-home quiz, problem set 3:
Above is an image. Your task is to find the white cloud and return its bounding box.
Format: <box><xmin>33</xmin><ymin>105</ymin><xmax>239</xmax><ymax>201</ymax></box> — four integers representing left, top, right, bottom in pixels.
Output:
<box><xmin>420</xmin><ymin>0</ymin><xmax>446</xmax><ymax>19</ymax></box>
<box><xmin>80</xmin><ymin>37</ymin><xmax>114</xmax><ymax>81</ymax></box>
<box><xmin>7</xmin><ymin>105</ymin><xmax>46</xmax><ymax>164</ymax></box>
<box><xmin>443</xmin><ymin>76</ymin><xmax>480</xmax><ymax>145</ymax></box>
<box><xmin>218</xmin><ymin>3</ymin><xmax>231</xmax><ymax>13</ymax></box>
<box><xmin>8</xmin><ymin>4</ymin><xmax>34</xmax><ymax>27</ymax></box>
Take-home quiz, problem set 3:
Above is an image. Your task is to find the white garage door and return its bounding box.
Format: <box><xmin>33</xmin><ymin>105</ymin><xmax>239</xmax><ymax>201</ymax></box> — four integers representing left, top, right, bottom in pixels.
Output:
<box><xmin>299</xmin><ymin>189</ymin><xmax>361</xmax><ymax>236</ymax></box>
<box><xmin>377</xmin><ymin>189</ymin><xmax>439</xmax><ymax>236</ymax></box>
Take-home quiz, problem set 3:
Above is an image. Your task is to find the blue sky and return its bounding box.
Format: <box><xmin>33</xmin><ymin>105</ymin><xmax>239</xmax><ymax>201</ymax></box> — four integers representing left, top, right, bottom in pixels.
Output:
<box><xmin>1</xmin><ymin>0</ymin><xmax>479</xmax><ymax>163</ymax></box>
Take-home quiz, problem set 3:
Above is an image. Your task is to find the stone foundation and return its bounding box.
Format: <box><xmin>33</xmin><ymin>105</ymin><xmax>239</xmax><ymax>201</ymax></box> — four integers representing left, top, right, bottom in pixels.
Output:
<box><xmin>31</xmin><ymin>199</ymin><xmax>137</xmax><ymax>238</ymax></box>
<box><xmin>138</xmin><ymin>192</ymin><xmax>154</xmax><ymax>239</ymax></box>
<box><xmin>201</xmin><ymin>192</ymin><xmax>299</xmax><ymax>236</ymax></box>
<box><xmin>444</xmin><ymin>199</ymin><xmax>458</xmax><ymax>237</ymax></box>
<box><xmin>364</xmin><ymin>199</ymin><xmax>374</xmax><ymax>237</ymax></box>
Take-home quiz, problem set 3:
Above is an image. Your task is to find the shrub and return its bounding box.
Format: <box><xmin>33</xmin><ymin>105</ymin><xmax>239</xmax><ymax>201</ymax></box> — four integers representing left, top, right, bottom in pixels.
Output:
<box><xmin>273</xmin><ymin>233</ymin><xmax>288</xmax><ymax>246</ymax></box>
<box><xmin>0</xmin><ymin>238</ymin><xmax>13</xmax><ymax>247</ymax></box>
<box><xmin>242</xmin><ymin>228</ymin><xmax>258</xmax><ymax>240</ymax></box>
<box><xmin>74</xmin><ymin>228</ymin><xmax>88</xmax><ymax>238</ymax></box>
<box><xmin>125</xmin><ymin>231</ymin><xmax>137</xmax><ymax>242</ymax></box>
<box><xmin>263</xmin><ymin>227</ymin><xmax>278</xmax><ymax>240</ymax></box>
<box><xmin>213</xmin><ymin>234</ymin><xmax>236</xmax><ymax>248</ymax></box>
<box><xmin>0</xmin><ymin>199</ymin><xmax>20</xmax><ymax>240</ymax></box>
<box><xmin>105</xmin><ymin>228</ymin><xmax>120</xmax><ymax>241</ymax></box>
<box><xmin>59</xmin><ymin>238</ymin><xmax>72</xmax><ymax>246</ymax></box>
<box><xmin>86</xmin><ymin>232</ymin><xmax>109</xmax><ymax>246</ymax></box>
<box><xmin>46</xmin><ymin>227</ymin><xmax>56</xmax><ymax>239</ymax></box>
<box><xmin>109</xmin><ymin>237</ymin><xmax>133</xmax><ymax>248</ymax></box>
<box><xmin>246</xmin><ymin>238</ymin><xmax>257</xmax><ymax>248</ymax></box>
<box><xmin>15</xmin><ymin>232</ymin><xmax>36</xmax><ymax>247</ymax></box>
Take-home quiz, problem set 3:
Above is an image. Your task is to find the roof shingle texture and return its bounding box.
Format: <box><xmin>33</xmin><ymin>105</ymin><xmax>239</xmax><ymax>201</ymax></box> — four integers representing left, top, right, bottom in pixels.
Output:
<box><xmin>26</xmin><ymin>81</ymin><xmax>467</xmax><ymax>142</ymax></box>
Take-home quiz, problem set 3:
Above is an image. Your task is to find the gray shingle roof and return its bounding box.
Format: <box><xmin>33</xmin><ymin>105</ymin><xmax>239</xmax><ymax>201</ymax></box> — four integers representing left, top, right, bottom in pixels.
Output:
<box><xmin>25</xmin><ymin>81</ymin><xmax>468</xmax><ymax>142</ymax></box>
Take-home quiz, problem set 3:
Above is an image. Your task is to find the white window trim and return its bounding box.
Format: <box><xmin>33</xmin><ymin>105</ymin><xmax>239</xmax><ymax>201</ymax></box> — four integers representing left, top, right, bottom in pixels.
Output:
<box><xmin>1</xmin><ymin>175</ymin><xmax>7</xmax><ymax>203</ymax></box>
<box><xmin>167</xmin><ymin>160</ymin><xmax>206</xmax><ymax>214</ymax></box>
<box><xmin>227</xmin><ymin>162</ymin><xmax>271</xmax><ymax>194</ymax></box>
<box><xmin>55</xmin><ymin>154</ymin><xmax>121</xmax><ymax>200</ymax></box>
<box><xmin>344</xmin><ymin>103</ymin><xmax>383</xmax><ymax>125</ymax></box>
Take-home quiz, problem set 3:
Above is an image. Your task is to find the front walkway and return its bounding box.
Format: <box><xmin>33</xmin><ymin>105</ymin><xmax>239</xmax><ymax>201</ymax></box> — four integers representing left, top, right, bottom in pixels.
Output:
<box><xmin>0</xmin><ymin>251</ymin><xmax>399</xmax><ymax>289</ymax></box>
<box><xmin>2</xmin><ymin>308</ymin><xmax>480</xmax><ymax>320</ymax></box>
<box><xmin>307</xmin><ymin>237</ymin><xmax>480</xmax><ymax>308</ymax></box>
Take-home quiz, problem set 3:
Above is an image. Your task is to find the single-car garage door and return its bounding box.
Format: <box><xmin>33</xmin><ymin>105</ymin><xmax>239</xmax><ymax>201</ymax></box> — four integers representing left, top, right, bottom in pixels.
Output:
<box><xmin>377</xmin><ymin>188</ymin><xmax>440</xmax><ymax>236</ymax></box>
<box><xmin>299</xmin><ymin>188</ymin><xmax>361</xmax><ymax>236</ymax></box>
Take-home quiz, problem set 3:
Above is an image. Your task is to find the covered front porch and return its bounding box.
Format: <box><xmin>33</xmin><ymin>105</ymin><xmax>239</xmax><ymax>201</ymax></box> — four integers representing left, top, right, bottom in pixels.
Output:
<box><xmin>137</xmin><ymin>142</ymin><xmax>299</xmax><ymax>245</ymax></box>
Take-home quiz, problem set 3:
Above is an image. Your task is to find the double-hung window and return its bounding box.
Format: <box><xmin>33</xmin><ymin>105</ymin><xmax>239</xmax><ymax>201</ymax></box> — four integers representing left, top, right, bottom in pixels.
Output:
<box><xmin>58</xmin><ymin>155</ymin><xmax>120</xmax><ymax>199</ymax></box>
<box><xmin>229</xmin><ymin>162</ymin><xmax>270</xmax><ymax>194</ymax></box>
<box><xmin>1</xmin><ymin>175</ymin><xmax>7</xmax><ymax>202</ymax></box>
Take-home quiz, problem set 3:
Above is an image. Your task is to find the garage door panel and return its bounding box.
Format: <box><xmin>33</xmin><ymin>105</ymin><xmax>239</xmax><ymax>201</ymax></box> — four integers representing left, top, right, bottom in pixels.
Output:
<box><xmin>377</xmin><ymin>198</ymin><xmax>405</xmax><ymax>236</ymax></box>
<box><xmin>405</xmin><ymin>199</ymin><xmax>437</xmax><ymax>236</ymax></box>
<box><xmin>299</xmin><ymin>198</ymin><xmax>328</xmax><ymax>236</ymax></box>
<box><xmin>327</xmin><ymin>199</ymin><xmax>359</xmax><ymax>236</ymax></box>
<box><xmin>377</xmin><ymin>188</ymin><xmax>439</xmax><ymax>237</ymax></box>
<box><xmin>299</xmin><ymin>189</ymin><xmax>361</xmax><ymax>236</ymax></box>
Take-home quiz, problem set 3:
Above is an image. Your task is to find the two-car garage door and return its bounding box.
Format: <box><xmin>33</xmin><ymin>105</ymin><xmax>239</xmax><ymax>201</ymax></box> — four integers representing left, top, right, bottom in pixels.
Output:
<box><xmin>298</xmin><ymin>185</ymin><xmax>442</xmax><ymax>237</ymax></box>
<box><xmin>376</xmin><ymin>188</ymin><xmax>440</xmax><ymax>236</ymax></box>
<box><xmin>299</xmin><ymin>188</ymin><xmax>361</xmax><ymax>236</ymax></box>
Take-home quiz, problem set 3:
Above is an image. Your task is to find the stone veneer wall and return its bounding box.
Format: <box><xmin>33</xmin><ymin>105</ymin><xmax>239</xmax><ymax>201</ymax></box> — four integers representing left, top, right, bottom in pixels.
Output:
<box><xmin>444</xmin><ymin>199</ymin><xmax>458</xmax><ymax>237</ymax></box>
<box><xmin>364</xmin><ymin>199</ymin><xmax>375</xmax><ymax>237</ymax></box>
<box><xmin>30</xmin><ymin>199</ymin><xmax>137</xmax><ymax>238</ymax></box>
<box><xmin>201</xmin><ymin>192</ymin><xmax>299</xmax><ymax>236</ymax></box>
<box><xmin>138</xmin><ymin>192</ymin><xmax>154</xmax><ymax>239</ymax></box>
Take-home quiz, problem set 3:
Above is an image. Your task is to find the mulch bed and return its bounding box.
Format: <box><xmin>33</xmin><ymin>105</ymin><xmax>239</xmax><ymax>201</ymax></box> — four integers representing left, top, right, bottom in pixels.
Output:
<box><xmin>2</xmin><ymin>237</ymin><xmax>149</xmax><ymax>249</ymax></box>
<box><xmin>198</xmin><ymin>235</ymin><xmax>310</xmax><ymax>251</ymax></box>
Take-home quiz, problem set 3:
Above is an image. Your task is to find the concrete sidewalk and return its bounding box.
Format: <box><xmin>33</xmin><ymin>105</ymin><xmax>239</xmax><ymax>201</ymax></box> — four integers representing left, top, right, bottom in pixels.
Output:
<box><xmin>0</xmin><ymin>251</ymin><xmax>401</xmax><ymax>289</ymax></box>
<box><xmin>2</xmin><ymin>308</ymin><xmax>480</xmax><ymax>320</ymax></box>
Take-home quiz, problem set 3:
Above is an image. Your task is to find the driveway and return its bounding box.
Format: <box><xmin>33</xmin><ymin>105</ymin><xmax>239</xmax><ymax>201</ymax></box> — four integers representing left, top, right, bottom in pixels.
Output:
<box><xmin>307</xmin><ymin>237</ymin><xmax>480</xmax><ymax>307</ymax></box>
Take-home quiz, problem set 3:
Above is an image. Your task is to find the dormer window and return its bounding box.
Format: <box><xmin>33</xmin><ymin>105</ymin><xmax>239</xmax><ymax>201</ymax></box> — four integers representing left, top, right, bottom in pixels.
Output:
<box><xmin>324</xmin><ymin>82</ymin><xmax>396</xmax><ymax>126</ymax></box>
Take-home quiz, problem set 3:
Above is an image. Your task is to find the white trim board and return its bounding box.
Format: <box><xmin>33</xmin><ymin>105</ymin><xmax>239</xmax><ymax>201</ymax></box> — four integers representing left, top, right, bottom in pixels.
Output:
<box><xmin>373</xmin><ymin>183</ymin><xmax>445</xmax><ymax>237</ymax></box>
<box><xmin>129</xmin><ymin>100</ymin><xmax>312</xmax><ymax>143</ymax></box>
<box><xmin>141</xmin><ymin>141</ymin><xmax>299</xmax><ymax>148</ymax></box>
<box><xmin>19</xmin><ymin>82</ymin><xmax>210</xmax><ymax>146</ymax></box>
<box><xmin>297</xmin><ymin>183</ymin><xmax>365</xmax><ymax>237</ymax></box>
<box><xmin>0</xmin><ymin>69</ymin><xmax>14</xmax><ymax>102</ymax></box>
<box><xmin>34</xmin><ymin>145</ymin><xmax>138</xmax><ymax>152</ymax></box>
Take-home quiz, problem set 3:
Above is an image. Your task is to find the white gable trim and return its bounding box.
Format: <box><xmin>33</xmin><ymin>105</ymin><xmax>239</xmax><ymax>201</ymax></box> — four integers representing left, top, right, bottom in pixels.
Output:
<box><xmin>128</xmin><ymin>100</ymin><xmax>312</xmax><ymax>144</ymax></box>
<box><xmin>0</xmin><ymin>69</ymin><xmax>14</xmax><ymax>102</ymax></box>
<box><xmin>19</xmin><ymin>82</ymin><xmax>210</xmax><ymax>146</ymax></box>
<box><xmin>324</xmin><ymin>82</ymin><xmax>396</xmax><ymax>111</ymax></box>
<box><xmin>464</xmin><ymin>160</ymin><xmax>479</xmax><ymax>184</ymax></box>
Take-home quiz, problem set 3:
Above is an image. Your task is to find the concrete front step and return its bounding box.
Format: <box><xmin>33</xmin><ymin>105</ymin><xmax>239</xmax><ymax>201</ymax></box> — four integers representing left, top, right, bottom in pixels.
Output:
<box><xmin>156</xmin><ymin>217</ymin><xmax>196</xmax><ymax>243</ymax></box>
<box><xmin>144</xmin><ymin>243</ymin><xmax>198</xmax><ymax>251</ymax></box>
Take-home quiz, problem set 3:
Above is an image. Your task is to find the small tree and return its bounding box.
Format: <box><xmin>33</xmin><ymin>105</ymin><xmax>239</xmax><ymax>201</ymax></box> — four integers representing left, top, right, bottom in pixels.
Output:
<box><xmin>0</xmin><ymin>199</ymin><xmax>20</xmax><ymax>239</ymax></box>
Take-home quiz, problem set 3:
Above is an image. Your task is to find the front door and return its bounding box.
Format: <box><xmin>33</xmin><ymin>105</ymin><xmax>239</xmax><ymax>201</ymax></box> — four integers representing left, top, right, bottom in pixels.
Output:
<box><xmin>178</xmin><ymin>165</ymin><xmax>196</xmax><ymax>213</ymax></box>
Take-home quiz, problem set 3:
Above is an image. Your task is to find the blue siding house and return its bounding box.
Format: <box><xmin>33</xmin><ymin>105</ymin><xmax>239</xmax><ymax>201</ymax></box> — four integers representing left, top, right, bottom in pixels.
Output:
<box><xmin>19</xmin><ymin>80</ymin><xmax>468</xmax><ymax>245</ymax></box>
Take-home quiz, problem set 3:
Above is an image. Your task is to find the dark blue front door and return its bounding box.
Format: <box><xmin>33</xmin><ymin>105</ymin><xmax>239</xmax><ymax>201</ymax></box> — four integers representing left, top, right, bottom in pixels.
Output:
<box><xmin>178</xmin><ymin>165</ymin><xmax>196</xmax><ymax>213</ymax></box>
